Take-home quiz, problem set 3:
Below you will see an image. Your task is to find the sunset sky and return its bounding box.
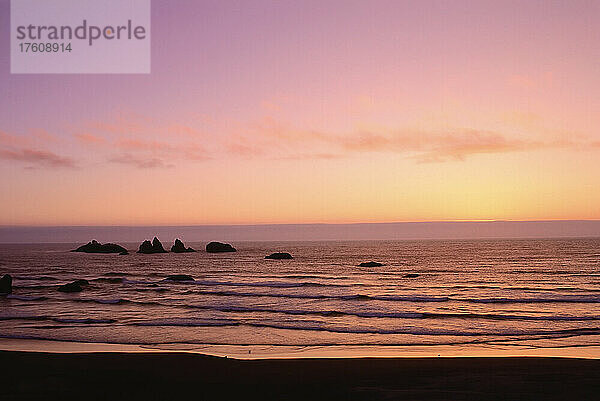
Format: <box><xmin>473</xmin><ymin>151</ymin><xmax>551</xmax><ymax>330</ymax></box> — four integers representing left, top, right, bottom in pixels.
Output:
<box><xmin>1</xmin><ymin>0</ymin><xmax>599</xmax><ymax>226</ymax></box>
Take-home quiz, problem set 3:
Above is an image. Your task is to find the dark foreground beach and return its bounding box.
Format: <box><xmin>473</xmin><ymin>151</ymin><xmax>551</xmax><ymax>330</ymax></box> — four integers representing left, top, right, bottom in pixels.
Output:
<box><xmin>2</xmin><ymin>352</ymin><xmax>600</xmax><ymax>400</ymax></box>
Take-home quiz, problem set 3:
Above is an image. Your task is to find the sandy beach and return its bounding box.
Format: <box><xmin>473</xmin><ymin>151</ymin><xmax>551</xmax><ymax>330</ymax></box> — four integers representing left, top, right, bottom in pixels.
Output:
<box><xmin>3</xmin><ymin>351</ymin><xmax>600</xmax><ymax>400</ymax></box>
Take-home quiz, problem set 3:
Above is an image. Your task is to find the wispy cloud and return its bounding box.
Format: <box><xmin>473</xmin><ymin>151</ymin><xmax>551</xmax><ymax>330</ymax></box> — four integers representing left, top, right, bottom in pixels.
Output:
<box><xmin>111</xmin><ymin>138</ymin><xmax>209</xmax><ymax>164</ymax></box>
<box><xmin>229</xmin><ymin>119</ymin><xmax>564</xmax><ymax>162</ymax></box>
<box><xmin>72</xmin><ymin>116</ymin><xmax>211</xmax><ymax>168</ymax></box>
<box><xmin>74</xmin><ymin>133</ymin><xmax>106</xmax><ymax>144</ymax></box>
<box><xmin>339</xmin><ymin>129</ymin><xmax>545</xmax><ymax>162</ymax></box>
<box><xmin>275</xmin><ymin>152</ymin><xmax>341</xmax><ymax>160</ymax></box>
<box><xmin>0</xmin><ymin>148</ymin><xmax>76</xmax><ymax>168</ymax></box>
<box><xmin>65</xmin><ymin>114</ymin><xmax>599</xmax><ymax>167</ymax></box>
<box><xmin>0</xmin><ymin>130</ymin><xmax>76</xmax><ymax>168</ymax></box>
<box><xmin>108</xmin><ymin>154</ymin><xmax>174</xmax><ymax>169</ymax></box>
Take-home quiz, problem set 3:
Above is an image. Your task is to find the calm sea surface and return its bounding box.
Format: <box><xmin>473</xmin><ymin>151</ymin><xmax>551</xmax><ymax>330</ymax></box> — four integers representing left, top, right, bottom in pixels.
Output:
<box><xmin>1</xmin><ymin>239</ymin><xmax>600</xmax><ymax>357</ymax></box>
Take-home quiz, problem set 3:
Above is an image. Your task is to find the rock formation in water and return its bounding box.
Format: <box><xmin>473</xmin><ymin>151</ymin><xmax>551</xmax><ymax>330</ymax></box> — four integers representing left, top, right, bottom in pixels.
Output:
<box><xmin>205</xmin><ymin>241</ymin><xmax>237</xmax><ymax>253</ymax></box>
<box><xmin>404</xmin><ymin>273</ymin><xmax>420</xmax><ymax>278</ymax></box>
<box><xmin>0</xmin><ymin>274</ymin><xmax>12</xmax><ymax>294</ymax></box>
<box><xmin>170</xmin><ymin>239</ymin><xmax>196</xmax><ymax>253</ymax></box>
<box><xmin>265</xmin><ymin>252</ymin><xmax>293</xmax><ymax>260</ymax></box>
<box><xmin>71</xmin><ymin>240</ymin><xmax>127</xmax><ymax>254</ymax></box>
<box><xmin>358</xmin><ymin>261</ymin><xmax>384</xmax><ymax>267</ymax></box>
<box><xmin>165</xmin><ymin>274</ymin><xmax>195</xmax><ymax>281</ymax></box>
<box><xmin>137</xmin><ymin>237</ymin><xmax>168</xmax><ymax>254</ymax></box>
<box><xmin>137</xmin><ymin>240</ymin><xmax>153</xmax><ymax>253</ymax></box>
<box><xmin>58</xmin><ymin>279</ymin><xmax>89</xmax><ymax>293</ymax></box>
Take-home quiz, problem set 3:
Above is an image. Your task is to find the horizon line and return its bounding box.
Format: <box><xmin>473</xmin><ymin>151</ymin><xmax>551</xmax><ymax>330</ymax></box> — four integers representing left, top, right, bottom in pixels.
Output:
<box><xmin>2</xmin><ymin>219</ymin><xmax>600</xmax><ymax>229</ymax></box>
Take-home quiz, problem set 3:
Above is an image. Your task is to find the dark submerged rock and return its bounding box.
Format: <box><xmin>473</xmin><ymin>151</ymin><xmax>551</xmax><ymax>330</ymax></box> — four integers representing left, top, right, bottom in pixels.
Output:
<box><xmin>58</xmin><ymin>283</ymin><xmax>82</xmax><ymax>293</ymax></box>
<box><xmin>404</xmin><ymin>273</ymin><xmax>420</xmax><ymax>278</ymax></box>
<box><xmin>358</xmin><ymin>261</ymin><xmax>384</xmax><ymax>267</ymax></box>
<box><xmin>97</xmin><ymin>277</ymin><xmax>123</xmax><ymax>284</ymax></box>
<box><xmin>206</xmin><ymin>242</ymin><xmax>237</xmax><ymax>253</ymax></box>
<box><xmin>265</xmin><ymin>252</ymin><xmax>293</xmax><ymax>260</ymax></box>
<box><xmin>165</xmin><ymin>274</ymin><xmax>194</xmax><ymax>282</ymax></box>
<box><xmin>119</xmin><ymin>250</ymin><xmax>129</xmax><ymax>255</ymax></box>
<box><xmin>58</xmin><ymin>279</ymin><xmax>89</xmax><ymax>293</ymax></box>
<box><xmin>137</xmin><ymin>237</ymin><xmax>168</xmax><ymax>254</ymax></box>
<box><xmin>0</xmin><ymin>274</ymin><xmax>12</xmax><ymax>294</ymax></box>
<box><xmin>71</xmin><ymin>240</ymin><xmax>127</xmax><ymax>254</ymax></box>
<box><xmin>170</xmin><ymin>239</ymin><xmax>196</xmax><ymax>253</ymax></box>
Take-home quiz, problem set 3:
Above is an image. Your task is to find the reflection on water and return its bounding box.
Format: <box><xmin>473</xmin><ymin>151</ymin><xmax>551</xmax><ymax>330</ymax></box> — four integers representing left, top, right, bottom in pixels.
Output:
<box><xmin>1</xmin><ymin>239</ymin><xmax>600</xmax><ymax>358</ymax></box>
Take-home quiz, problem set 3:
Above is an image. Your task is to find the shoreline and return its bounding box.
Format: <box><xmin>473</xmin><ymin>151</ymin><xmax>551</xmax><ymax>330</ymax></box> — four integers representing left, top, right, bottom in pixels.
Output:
<box><xmin>3</xmin><ymin>350</ymin><xmax>600</xmax><ymax>400</ymax></box>
<box><xmin>2</xmin><ymin>338</ymin><xmax>600</xmax><ymax>360</ymax></box>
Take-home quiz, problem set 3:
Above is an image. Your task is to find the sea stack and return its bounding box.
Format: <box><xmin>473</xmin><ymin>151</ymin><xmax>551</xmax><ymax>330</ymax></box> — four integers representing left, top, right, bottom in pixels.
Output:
<box><xmin>170</xmin><ymin>239</ymin><xmax>196</xmax><ymax>253</ymax></box>
<box><xmin>0</xmin><ymin>274</ymin><xmax>12</xmax><ymax>294</ymax></box>
<box><xmin>137</xmin><ymin>237</ymin><xmax>168</xmax><ymax>254</ymax></box>
<box><xmin>265</xmin><ymin>252</ymin><xmax>293</xmax><ymax>260</ymax></box>
<box><xmin>358</xmin><ymin>261</ymin><xmax>384</xmax><ymax>267</ymax></box>
<box><xmin>206</xmin><ymin>242</ymin><xmax>237</xmax><ymax>253</ymax></box>
<box><xmin>71</xmin><ymin>240</ymin><xmax>127</xmax><ymax>254</ymax></box>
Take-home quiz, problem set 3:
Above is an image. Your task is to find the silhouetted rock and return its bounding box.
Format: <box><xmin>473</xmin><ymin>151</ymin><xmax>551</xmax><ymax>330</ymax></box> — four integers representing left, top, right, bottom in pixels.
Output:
<box><xmin>137</xmin><ymin>237</ymin><xmax>167</xmax><ymax>254</ymax></box>
<box><xmin>0</xmin><ymin>274</ymin><xmax>12</xmax><ymax>294</ymax></box>
<box><xmin>206</xmin><ymin>242</ymin><xmax>236</xmax><ymax>253</ymax></box>
<box><xmin>265</xmin><ymin>252</ymin><xmax>293</xmax><ymax>260</ymax></box>
<box><xmin>119</xmin><ymin>250</ymin><xmax>129</xmax><ymax>255</ymax></box>
<box><xmin>358</xmin><ymin>261</ymin><xmax>384</xmax><ymax>267</ymax></box>
<box><xmin>171</xmin><ymin>239</ymin><xmax>196</xmax><ymax>253</ymax></box>
<box><xmin>151</xmin><ymin>237</ymin><xmax>166</xmax><ymax>252</ymax></box>
<box><xmin>165</xmin><ymin>274</ymin><xmax>194</xmax><ymax>282</ymax></box>
<box><xmin>138</xmin><ymin>240</ymin><xmax>153</xmax><ymax>253</ymax></box>
<box><xmin>71</xmin><ymin>240</ymin><xmax>127</xmax><ymax>254</ymax></box>
<box><xmin>58</xmin><ymin>279</ymin><xmax>89</xmax><ymax>293</ymax></box>
<box><xmin>404</xmin><ymin>273</ymin><xmax>420</xmax><ymax>278</ymax></box>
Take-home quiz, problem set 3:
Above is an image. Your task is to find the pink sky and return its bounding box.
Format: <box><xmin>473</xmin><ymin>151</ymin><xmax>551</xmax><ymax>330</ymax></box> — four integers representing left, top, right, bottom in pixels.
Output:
<box><xmin>1</xmin><ymin>0</ymin><xmax>599</xmax><ymax>226</ymax></box>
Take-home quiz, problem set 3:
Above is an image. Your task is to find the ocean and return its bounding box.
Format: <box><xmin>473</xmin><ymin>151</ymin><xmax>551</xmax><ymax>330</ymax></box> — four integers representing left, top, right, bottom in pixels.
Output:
<box><xmin>1</xmin><ymin>238</ymin><xmax>600</xmax><ymax>358</ymax></box>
